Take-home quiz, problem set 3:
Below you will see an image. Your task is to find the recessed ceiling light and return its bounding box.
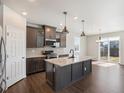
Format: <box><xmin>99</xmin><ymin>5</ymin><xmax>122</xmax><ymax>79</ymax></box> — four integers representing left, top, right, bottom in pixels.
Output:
<box><xmin>28</xmin><ymin>0</ymin><xmax>36</xmax><ymax>2</ymax></box>
<box><xmin>74</xmin><ymin>16</ymin><xmax>78</xmax><ymax>20</ymax></box>
<box><xmin>60</xmin><ymin>23</ymin><xmax>63</xmax><ymax>26</ymax></box>
<box><xmin>22</xmin><ymin>12</ymin><xmax>27</xmax><ymax>16</ymax></box>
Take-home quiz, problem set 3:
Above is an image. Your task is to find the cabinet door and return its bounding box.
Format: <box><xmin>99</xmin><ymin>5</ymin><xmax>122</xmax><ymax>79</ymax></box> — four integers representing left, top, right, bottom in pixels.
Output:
<box><xmin>26</xmin><ymin>57</ymin><xmax>45</xmax><ymax>75</ymax></box>
<box><xmin>60</xmin><ymin>33</ymin><xmax>66</xmax><ymax>47</ymax></box>
<box><xmin>27</xmin><ymin>26</ymin><xmax>37</xmax><ymax>48</ymax></box>
<box><xmin>83</xmin><ymin>60</ymin><xmax>92</xmax><ymax>75</ymax></box>
<box><xmin>72</xmin><ymin>63</ymin><xmax>83</xmax><ymax>81</ymax></box>
<box><xmin>46</xmin><ymin>62</ymin><xmax>54</xmax><ymax>86</ymax></box>
<box><xmin>55</xmin><ymin>65</ymin><xmax>71</xmax><ymax>91</ymax></box>
<box><xmin>37</xmin><ymin>59</ymin><xmax>45</xmax><ymax>72</ymax></box>
<box><xmin>44</xmin><ymin>26</ymin><xmax>56</xmax><ymax>39</ymax></box>
<box><xmin>26</xmin><ymin>59</ymin><xmax>33</xmax><ymax>75</ymax></box>
<box><xmin>40</xmin><ymin>60</ymin><xmax>45</xmax><ymax>71</ymax></box>
<box><xmin>36</xmin><ymin>29</ymin><xmax>44</xmax><ymax>47</ymax></box>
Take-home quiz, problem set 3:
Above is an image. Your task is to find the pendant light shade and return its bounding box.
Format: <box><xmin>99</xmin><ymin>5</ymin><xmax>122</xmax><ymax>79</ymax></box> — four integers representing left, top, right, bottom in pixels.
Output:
<box><xmin>80</xmin><ymin>20</ymin><xmax>85</xmax><ymax>37</ymax></box>
<box><xmin>81</xmin><ymin>31</ymin><xmax>85</xmax><ymax>37</ymax></box>
<box><xmin>98</xmin><ymin>29</ymin><xmax>102</xmax><ymax>40</ymax></box>
<box><xmin>62</xmin><ymin>26</ymin><xmax>69</xmax><ymax>33</ymax></box>
<box><xmin>62</xmin><ymin>11</ymin><xmax>69</xmax><ymax>34</ymax></box>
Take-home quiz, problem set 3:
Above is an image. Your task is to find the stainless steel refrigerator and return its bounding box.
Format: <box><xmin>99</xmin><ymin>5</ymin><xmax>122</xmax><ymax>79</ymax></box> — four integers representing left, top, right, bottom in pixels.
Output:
<box><xmin>0</xmin><ymin>26</ymin><xmax>6</xmax><ymax>93</ymax></box>
<box><xmin>0</xmin><ymin>1</ymin><xmax>6</xmax><ymax>92</ymax></box>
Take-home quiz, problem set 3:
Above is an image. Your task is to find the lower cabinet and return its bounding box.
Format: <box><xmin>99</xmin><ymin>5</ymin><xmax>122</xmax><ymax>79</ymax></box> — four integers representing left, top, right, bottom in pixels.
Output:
<box><xmin>72</xmin><ymin>62</ymin><xmax>83</xmax><ymax>81</ymax></box>
<box><xmin>26</xmin><ymin>57</ymin><xmax>45</xmax><ymax>75</ymax></box>
<box><xmin>46</xmin><ymin>60</ymin><xmax>92</xmax><ymax>91</ymax></box>
<box><xmin>46</xmin><ymin>63</ymin><xmax>54</xmax><ymax>86</ymax></box>
<box><xmin>83</xmin><ymin>60</ymin><xmax>92</xmax><ymax>75</ymax></box>
<box><xmin>55</xmin><ymin>65</ymin><xmax>71</xmax><ymax>90</ymax></box>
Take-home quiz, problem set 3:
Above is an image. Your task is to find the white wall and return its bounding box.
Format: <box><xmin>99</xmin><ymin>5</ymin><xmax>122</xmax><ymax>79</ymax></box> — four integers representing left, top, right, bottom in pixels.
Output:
<box><xmin>87</xmin><ymin>31</ymin><xmax>124</xmax><ymax>65</ymax></box>
<box><xmin>87</xmin><ymin>35</ymin><xmax>99</xmax><ymax>60</ymax></box>
<box><xmin>80</xmin><ymin>36</ymin><xmax>87</xmax><ymax>57</ymax></box>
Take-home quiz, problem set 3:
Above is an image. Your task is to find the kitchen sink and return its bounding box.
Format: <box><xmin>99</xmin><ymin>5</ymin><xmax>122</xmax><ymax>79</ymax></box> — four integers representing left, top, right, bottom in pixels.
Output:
<box><xmin>68</xmin><ymin>56</ymin><xmax>75</xmax><ymax>59</ymax></box>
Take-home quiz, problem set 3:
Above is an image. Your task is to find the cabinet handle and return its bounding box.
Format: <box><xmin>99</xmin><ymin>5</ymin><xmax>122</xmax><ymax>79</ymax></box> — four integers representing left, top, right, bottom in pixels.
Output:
<box><xmin>22</xmin><ymin>57</ymin><xmax>25</xmax><ymax>59</ymax></box>
<box><xmin>84</xmin><ymin>67</ymin><xmax>87</xmax><ymax>71</ymax></box>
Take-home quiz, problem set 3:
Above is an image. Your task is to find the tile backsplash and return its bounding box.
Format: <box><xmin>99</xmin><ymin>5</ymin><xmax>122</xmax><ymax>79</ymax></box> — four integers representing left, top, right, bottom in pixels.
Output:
<box><xmin>26</xmin><ymin>47</ymin><xmax>68</xmax><ymax>57</ymax></box>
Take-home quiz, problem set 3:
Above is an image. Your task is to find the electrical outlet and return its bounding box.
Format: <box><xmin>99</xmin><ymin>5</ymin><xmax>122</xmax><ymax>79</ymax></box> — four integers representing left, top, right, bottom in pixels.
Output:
<box><xmin>84</xmin><ymin>67</ymin><xmax>87</xmax><ymax>71</ymax></box>
<box><xmin>32</xmin><ymin>49</ymin><xmax>35</xmax><ymax>53</ymax></box>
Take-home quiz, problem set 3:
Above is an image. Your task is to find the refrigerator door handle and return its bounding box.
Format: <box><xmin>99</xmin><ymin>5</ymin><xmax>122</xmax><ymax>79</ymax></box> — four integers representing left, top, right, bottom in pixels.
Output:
<box><xmin>0</xmin><ymin>36</ymin><xmax>7</xmax><ymax>93</ymax></box>
<box><xmin>0</xmin><ymin>37</ymin><xmax>2</xmax><ymax>77</ymax></box>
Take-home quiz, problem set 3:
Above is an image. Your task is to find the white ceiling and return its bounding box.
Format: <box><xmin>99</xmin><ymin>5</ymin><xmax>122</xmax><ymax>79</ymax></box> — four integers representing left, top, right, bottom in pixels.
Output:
<box><xmin>4</xmin><ymin>0</ymin><xmax>124</xmax><ymax>35</ymax></box>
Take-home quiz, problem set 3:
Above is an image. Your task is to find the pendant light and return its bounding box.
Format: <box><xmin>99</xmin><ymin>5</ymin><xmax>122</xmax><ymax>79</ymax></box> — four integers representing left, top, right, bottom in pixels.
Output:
<box><xmin>80</xmin><ymin>20</ymin><xmax>85</xmax><ymax>37</ymax></box>
<box><xmin>98</xmin><ymin>29</ymin><xmax>102</xmax><ymax>40</ymax></box>
<box><xmin>62</xmin><ymin>11</ymin><xmax>69</xmax><ymax>34</ymax></box>
<box><xmin>96</xmin><ymin>29</ymin><xmax>102</xmax><ymax>43</ymax></box>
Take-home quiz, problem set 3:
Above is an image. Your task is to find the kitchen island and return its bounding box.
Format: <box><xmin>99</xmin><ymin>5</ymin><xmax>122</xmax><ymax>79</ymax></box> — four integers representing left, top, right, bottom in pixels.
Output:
<box><xmin>45</xmin><ymin>56</ymin><xmax>92</xmax><ymax>91</ymax></box>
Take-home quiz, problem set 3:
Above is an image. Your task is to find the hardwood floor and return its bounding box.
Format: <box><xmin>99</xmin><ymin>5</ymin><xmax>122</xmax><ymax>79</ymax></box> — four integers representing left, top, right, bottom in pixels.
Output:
<box><xmin>6</xmin><ymin>62</ymin><xmax>124</xmax><ymax>93</ymax></box>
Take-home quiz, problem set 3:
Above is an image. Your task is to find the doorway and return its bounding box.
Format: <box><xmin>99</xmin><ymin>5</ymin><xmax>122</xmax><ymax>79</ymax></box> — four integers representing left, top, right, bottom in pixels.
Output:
<box><xmin>99</xmin><ymin>37</ymin><xmax>120</xmax><ymax>63</ymax></box>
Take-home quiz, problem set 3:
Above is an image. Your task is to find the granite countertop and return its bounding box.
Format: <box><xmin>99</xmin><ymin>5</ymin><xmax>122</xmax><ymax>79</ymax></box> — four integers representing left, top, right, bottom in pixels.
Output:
<box><xmin>45</xmin><ymin>56</ymin><xmax>92</xmax><ymax>67</ymax></box>
<box><xmin>26</xmin><ymin>55</ymin><xmax>46</xmax><ymax>58</ymax></box>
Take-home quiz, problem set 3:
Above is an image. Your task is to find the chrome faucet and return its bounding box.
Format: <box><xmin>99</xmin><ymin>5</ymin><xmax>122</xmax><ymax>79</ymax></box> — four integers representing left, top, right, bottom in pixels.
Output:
<box><xmin>69</xmin><ymin>49</ymin><xmax>75</xmax><ymax>58</ymax></box>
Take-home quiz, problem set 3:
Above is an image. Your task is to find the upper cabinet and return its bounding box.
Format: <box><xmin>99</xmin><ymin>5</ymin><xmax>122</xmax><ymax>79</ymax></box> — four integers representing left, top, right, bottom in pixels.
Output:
<box><xmin>26</xmin><ymin>25</ymin><xmax>66</xmax><ymax>48</ymax></box>
<box><xmin>26</xmin><ymin>26</ymin><xmax>44</xmax><ymax>48</ymax></box>
<box><xmin>56</xmin><ymin>32</ymin><xmax>66</xmax><ymax>48</ymax></box>
<box><xmin>43</xmin><ymin>25</ymin><xmax>56</xmax><ymax>40</ymax></box>
<box><xmin>43</xmin><ymin>25</ymin><xmax>56</xmax><ymax>47</ymax></box>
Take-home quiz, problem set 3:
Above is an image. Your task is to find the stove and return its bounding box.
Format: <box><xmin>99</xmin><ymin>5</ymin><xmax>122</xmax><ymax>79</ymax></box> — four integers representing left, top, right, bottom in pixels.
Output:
<box><xmin>42</xmin><ymin>50</ymin><xmax>57</xmax><ymax>59</ymax></box>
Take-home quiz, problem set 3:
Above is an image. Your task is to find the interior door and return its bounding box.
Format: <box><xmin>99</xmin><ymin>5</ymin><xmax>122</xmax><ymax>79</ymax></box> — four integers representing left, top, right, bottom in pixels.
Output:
<box><xmin>5</xmin><ymin>25</ymin><xmax>26</xmax><ymax>88</ymax></box>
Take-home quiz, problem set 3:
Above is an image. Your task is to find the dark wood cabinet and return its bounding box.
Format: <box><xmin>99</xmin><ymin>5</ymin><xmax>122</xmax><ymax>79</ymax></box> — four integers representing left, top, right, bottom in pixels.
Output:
<box><xmin>46</xmin><ymin>63</ymin><xmax>54</xmax><ymax>86</ymax></box>
<box><xmin>72</xmin><ymin>62</ymin><xmax>83</xmax><ymax>81</ymax></box>
<box><xmin>27</xmin><ymin>26</ymin><xmax>37</xmax><ymax>48</ymax></box>
<box><xmin>55</xmin><ymin>32</ymin><xmax>66</xmax><ymax>48</ymax></box>
<box><xmin>42</xmin><ymin>25</ymin><xmax>57</xmax><ymax>46</ymax></box>
<box><xmin>27</xmin><ymin>26</ymin><xmax>44</xmax><ymax>48</ymax></box>
<box><xmin>27</xmin><ymin>25</ymin><xmax>66</xmax><ymax>48</ymax></box>
<box><xmin>43</xmin><ymin>25</ymin><xmax>56</xmax><ymax>40</ymax></box>
<box><xmin>26</xmin><ymin>57</ymin><xmax>45</xmax><ymax>75</ymax></box>
<box><xmin>36</xmin><ymin>30</ymin><xmax>44</xmax><ymax>47</ymax></box>
<box><xmin>83</xmin><ymin>60</ymin><xmax>92</xmax><ymax>75</ymax></box>
<box><xmin>46</xmin><ymin>60</ymin><xmax>92</xmax><ymax>91</ymax></box>
<box><xmin>55</xmin><ymin>65</ymin><xmax>71</xmax><ymax>91</ymax></box>
<box><xmin>46</xmin><ymin>63</ymin><xmax>71</xmax><ymax>91</ymax></box>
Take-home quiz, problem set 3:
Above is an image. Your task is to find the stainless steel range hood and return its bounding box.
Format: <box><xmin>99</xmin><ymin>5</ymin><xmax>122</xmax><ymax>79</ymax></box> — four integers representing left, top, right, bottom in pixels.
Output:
<box><xmin>45</xmin><ymin>39</ymin><xmax>56</xmax><ymax>42</ymax></box>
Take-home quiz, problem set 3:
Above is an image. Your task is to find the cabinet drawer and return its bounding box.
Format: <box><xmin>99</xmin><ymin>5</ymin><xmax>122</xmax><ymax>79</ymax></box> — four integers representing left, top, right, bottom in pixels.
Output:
<box><xmin>26</xmin><ymin>57</ymin><xmax>45</xmax><ymax>75</ymax></box>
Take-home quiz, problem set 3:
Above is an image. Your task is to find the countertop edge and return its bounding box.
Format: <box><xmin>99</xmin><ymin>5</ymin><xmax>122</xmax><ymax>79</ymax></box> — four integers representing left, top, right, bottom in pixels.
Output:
<box><xmin>45</xmin><ymin>57</ymin><xmax>93</xmax><ymax>67</ymax></box>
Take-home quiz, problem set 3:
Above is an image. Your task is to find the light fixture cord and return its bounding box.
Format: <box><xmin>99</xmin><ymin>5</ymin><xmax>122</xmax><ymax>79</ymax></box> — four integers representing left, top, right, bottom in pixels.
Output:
<box><xmin>99</xmin><ymin>29</ymin><xmax>101</xmax><ymax>40</ymax></box>
<box><xmin>65</xmin><ymin>13</ymin><xmax>66</xmax><ymax>27</ymax></box>
<box><xmin>82</xmin><ymin>20</ymin><xmax>85</xmax><ymax>32</ymax></box>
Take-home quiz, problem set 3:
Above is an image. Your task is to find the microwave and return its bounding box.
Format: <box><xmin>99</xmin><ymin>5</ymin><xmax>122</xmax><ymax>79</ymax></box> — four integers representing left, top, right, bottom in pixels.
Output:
<box><xmin>45</xmin><ymin>39</ymin><xmax>56</xmax><ymax>47</ymax></box>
